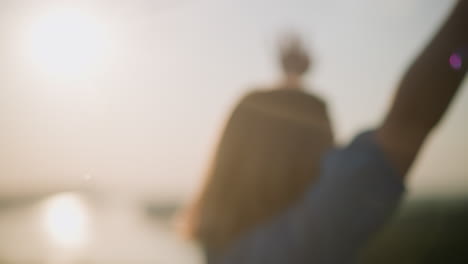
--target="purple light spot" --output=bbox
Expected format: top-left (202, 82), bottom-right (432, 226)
top-left (449, 53), bottom-right (462, 70)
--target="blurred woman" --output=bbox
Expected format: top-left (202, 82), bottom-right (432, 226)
top-left (182, 34), bottom-right (334, 259)
top-left (180, 2), bottom-right (468, 263)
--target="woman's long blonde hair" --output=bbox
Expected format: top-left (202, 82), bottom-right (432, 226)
top-left (179, 88), bottom-right (334, 252)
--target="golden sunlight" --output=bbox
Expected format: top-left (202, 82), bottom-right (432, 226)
top-left (22, 7), bottom-right (109, 78)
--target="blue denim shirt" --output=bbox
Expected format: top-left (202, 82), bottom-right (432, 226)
top-left (213, 131), bottom-right (405, 264)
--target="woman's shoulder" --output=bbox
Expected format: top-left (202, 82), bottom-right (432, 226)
top-left (239, 87), bottom-right (326, 110)
top-left (232, 87), bottom-right (331, 130)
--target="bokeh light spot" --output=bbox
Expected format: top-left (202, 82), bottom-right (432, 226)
top-left (449, 53), bottom-right (462, 70)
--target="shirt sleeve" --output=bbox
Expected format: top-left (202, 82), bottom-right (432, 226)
top-left (220, 131), bottom-right (405, 264)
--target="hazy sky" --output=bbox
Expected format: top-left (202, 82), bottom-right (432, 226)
top-left (0, 0), bottom-right (466, 200)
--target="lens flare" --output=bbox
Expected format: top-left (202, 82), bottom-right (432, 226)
top-left (449, 53), bottom-right (462, 70)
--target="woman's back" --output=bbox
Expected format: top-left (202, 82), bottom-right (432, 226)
top-left (190, 88), bottom-right (405, 264)
top-left (191, 88), bottom-right (334, 261)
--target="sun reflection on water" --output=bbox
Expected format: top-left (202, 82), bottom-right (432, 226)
top-left (41, 192), bottom-right (90, 250)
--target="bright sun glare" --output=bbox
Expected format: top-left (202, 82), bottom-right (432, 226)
top-left (23, 7), bottom-right (109, 78)
top-left (41, 192), bottom-right (90, 249)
